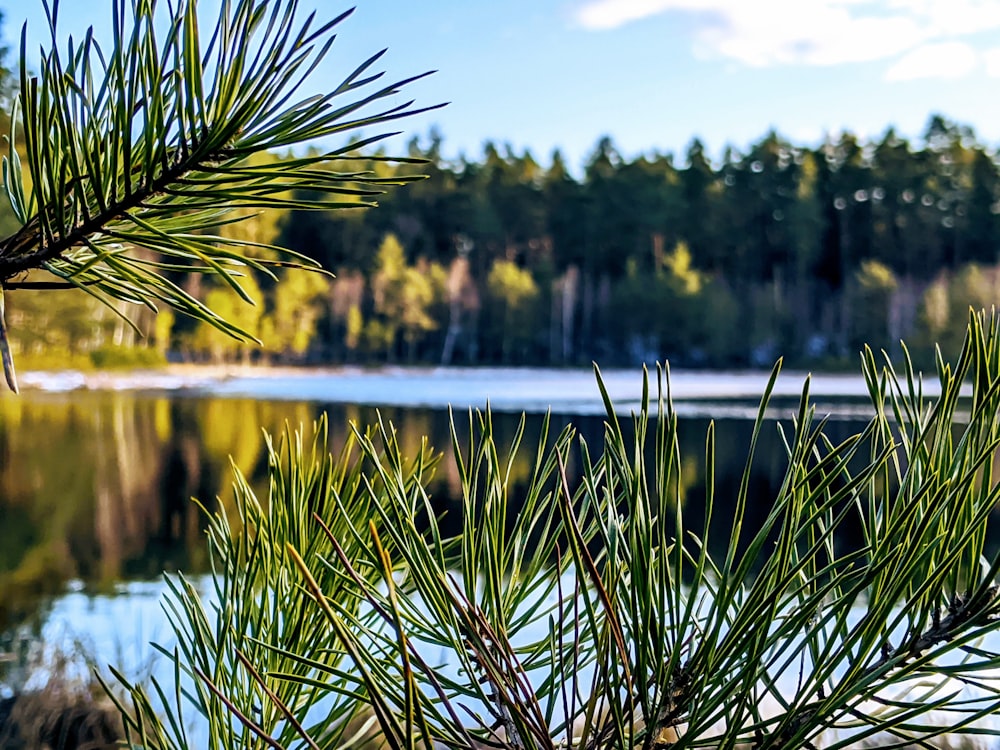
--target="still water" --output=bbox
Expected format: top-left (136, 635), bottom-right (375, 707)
top-left (0, 367), bottom-right (895, 692)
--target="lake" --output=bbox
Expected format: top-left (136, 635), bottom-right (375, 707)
top-left (0, 365), bottom-right (947, 713)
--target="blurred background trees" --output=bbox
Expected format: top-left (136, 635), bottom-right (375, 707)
top-left (8, 116), bottom-right (1000, 371)
top-left (231, 117), bottom-right (1000, 370)
top-left (0, 2), bottom-right (998, 372)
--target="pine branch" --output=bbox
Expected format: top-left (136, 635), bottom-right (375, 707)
top-left (0, 0), bottom-right (440, 390)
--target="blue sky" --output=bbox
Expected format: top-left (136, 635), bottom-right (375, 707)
top-left (9, 1), bottom-right (1000, 173)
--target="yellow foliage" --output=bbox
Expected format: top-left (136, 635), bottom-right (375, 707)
top-left (363, 318), bottom-right (394, 355)
top-left (915, 263), bottom-right (1000, 363)
top-left (400, 267), bottom-right (437, 340)
top-left (922, 281), bottom-right (949, 335)
top-left (190, 273), bottom-right (264, 362)
top-left (346, 304), bottom-right (363, 352)
top-left (856, 260), bottom-right (898, 292)
top-left (487, 260), bottom-right (538, 309)
top-left (154, 308), bottom-right (175, 353)
top-left (663, 241), bottom-right (703, 295)
top-left (369, 234), bottom-right (441, 353)
top-left (797, 151), bottom-right (819, 200)
top-left (264, 268), bottom-right (331, 356)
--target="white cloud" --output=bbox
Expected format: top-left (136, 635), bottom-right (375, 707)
top-left (698, 3), bottom-right (925, 67)
top-left (573, 0), bottom-right (1000, 79)
top-left (574, 0), bottom-right (684, 31)
top-left (886, 0), bottom-right (1000, 37)
top-left (883, 41), bottom-right (978, 81)
top-left (984, 47), bottom-right (1000, 78)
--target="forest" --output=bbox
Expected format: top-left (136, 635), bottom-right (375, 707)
top-left (5, 114), bottom-right (1000, 371)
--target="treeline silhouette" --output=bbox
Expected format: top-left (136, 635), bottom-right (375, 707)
top-left (6, 115), bottom-right (1000, 370)
top-left (272, 115), bottom-right (1000, 369)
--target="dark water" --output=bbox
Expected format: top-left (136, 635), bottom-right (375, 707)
top-left (0, 388), bottom-right (879, 635)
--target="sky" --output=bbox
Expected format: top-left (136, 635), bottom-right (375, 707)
top-left (8, 0), bottom-right (1000, 173)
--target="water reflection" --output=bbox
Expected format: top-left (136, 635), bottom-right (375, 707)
top-left (0, 390), bottom-right (885, 634)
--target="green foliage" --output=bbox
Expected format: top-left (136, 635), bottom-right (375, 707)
top-left (256, 118), bottom-right (1000, 369)
top-left (112, 312), bottom-right (1000, 749)
top-left (486, 258), bottom-right (540, 362)
top-left (112, 416), bottom-right (441, 749)
top-left (848, 260), bottom-right (898, 356)
top-left (914, 264), bottom-right (1000, 366)
top-left (697, 279), bottom-right (742, 364)
top-left (89, 344), bottom-right (166, 369)
top-left (9, 2), bottom-right (1000, 744)
top-left (609, 243), bottom-right (740, 365)
top-left (365, 233), bottom-right (441, 360)
top-left (6, 104), bottom-right (1000, 369)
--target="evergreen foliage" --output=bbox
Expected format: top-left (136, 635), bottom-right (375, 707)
top-left (254, 122), bottom-right (1000, 369)
top-left (0, 0), bottom-right (439, 389)
top-left (109, 311), bottom-right (1000, 749)
top-left (2, 4), bottom-right (999, 370)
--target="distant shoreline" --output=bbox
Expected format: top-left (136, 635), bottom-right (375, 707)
top-left (3, 364), bottom-right (909, 419)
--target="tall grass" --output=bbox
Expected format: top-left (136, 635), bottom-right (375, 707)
top-left (112, 311), bottom-right (1000, 749)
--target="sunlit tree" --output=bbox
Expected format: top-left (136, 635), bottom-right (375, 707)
top-left (848, 259), bottom-right (898, 356)
top-left (486, 258), bottom-right (539, 363)
top-left (367, 233), bottom-right (439, 359)
top-left (189, 274), bottom-right (266, 364)
top-left (263, 268), bottom-right (331, 360)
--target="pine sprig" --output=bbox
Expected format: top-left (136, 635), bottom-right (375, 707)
top-left (0, 0), bottom-right (440, 390)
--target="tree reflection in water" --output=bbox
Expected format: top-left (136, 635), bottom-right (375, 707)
top-left (0, 391), bottom-right (878, 634)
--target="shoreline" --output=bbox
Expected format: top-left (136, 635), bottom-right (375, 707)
top-left (3, 364), bottom-right (902, 418)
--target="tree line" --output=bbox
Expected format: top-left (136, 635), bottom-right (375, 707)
top-left (6, 116), bottom-right (1000, 370)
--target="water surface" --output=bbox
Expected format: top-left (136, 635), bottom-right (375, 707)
top-left (0, 366), bottom-right (902, 701)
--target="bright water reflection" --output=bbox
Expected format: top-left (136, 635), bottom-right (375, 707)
top-left (28, 574), bottom-right (1000, 747)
